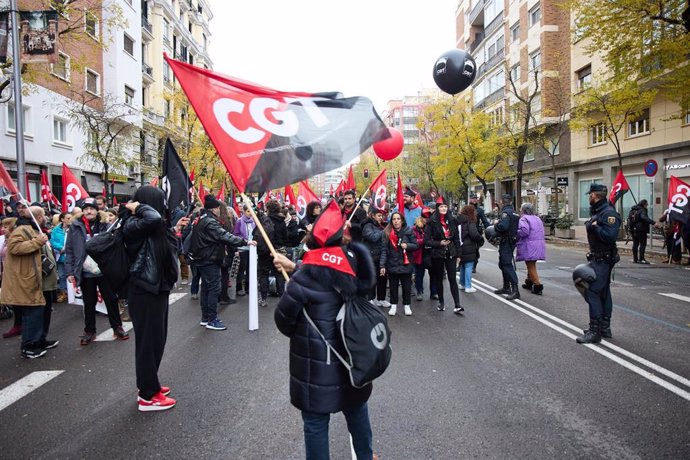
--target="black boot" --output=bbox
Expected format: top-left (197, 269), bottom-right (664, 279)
top-left (531, 284), bottom-right (543, 295)
top-left (505, 283), bottom-right (520, 300)
top-left (600, 316), bottom-right (612, 338)
top-left (521, 279), bottom-right (533, 290)
top-left (576, 319), bottom-right (602, 344)
top-left (494, 281), bottom-right (510, 295)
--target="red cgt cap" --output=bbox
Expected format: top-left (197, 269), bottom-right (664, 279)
top-left (312, 200), bottom-right (345, 247)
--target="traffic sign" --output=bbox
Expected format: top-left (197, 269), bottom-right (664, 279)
top-left (644, 159), bottom-right (658, 177)
top-left (556, 177), bottom-right (568, 186)
top-left (551, 187), bottom-right (563, 194)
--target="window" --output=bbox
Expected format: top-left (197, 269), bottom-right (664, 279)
top-left (164, 99), bottom-right (171, 119)
top-left (577, 65), bottom-right (591, 91)
top-left (85, 68), bottom-right (100, 95)
top-left (530, 51), bottom-right (541, 74)
top-left (484, 0), bottom-right (503, 23)
top-left (627, 109), bottom-right (650, 137)
top-left (202, 33), bottom-right (207, 50)
top-left (590, 123), bottom-right (606, 146)
top-left (124, 33), bottom-right (134, 56)
top-left (85, 10), bottom-right (99, 39)
top-left (125, 86), bottom-right (135, 106)
top-left (490, 107), bottom-right (504, 126)
top-left (52, 116), bottom-right (69, 145)
top-left (163, 61), bottom-right (171, 82)
top-left (579, 179), bottom-right (602, 219)
top-left (487, 33), bottom-right (504, 61)
top-left (510, 64), bottom-right (520, 83)
top-left (529, 4), bottom-right (541, 27)
top-left (510, 23), bottom-right (519, 42)
top-left (163, 18), bottom-right (171, 44)
top-left (7, 103), bottom-right (32, 135)
top-left (50, 52), bottom-right (70, 81)
top-left (525, 145), bottom-right (535, 161)
top-left (685, 111), bottom-right (690, 125)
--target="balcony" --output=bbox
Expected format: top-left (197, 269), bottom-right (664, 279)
top-left (179, 0), bottom-right (190, 11)
top-left (142, 63), bottom-right (154, 84)
top-left (475, 48), bottom-right (505, 80)
top-left (474, 87), bottom-right (504, 110)
top-left (143, 108), bottom-right (165, 126)
top-left (485, 13), bottom-right (503, 37)
top-left (141, 16), bottom-right (153, 41)
top-left (469, 31), bottom-right (485, 54)
top-left (469, 0), bottom-right (485, 26)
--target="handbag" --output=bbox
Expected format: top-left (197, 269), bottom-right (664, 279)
top-left (41, 253), bottom-right (56, 276)
top-left (85, 219), bottom-right (129, 290)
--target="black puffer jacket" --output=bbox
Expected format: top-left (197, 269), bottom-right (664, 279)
top-left (274, 242), bottom-right (376, 414)
top-left (631, 205), bottom-right (656, 234)
top-left (361, 217), bottom-right (385, 264)
top-left (122, 205), bottom-right (179, 294)
top-left (457, 215), bottom-right (483, 263)
top-left (380, 226), bottom-right (418, 274)
top-left (190, 210), bottom-right (247, 265)
top-left (424, 212), bottom-right (461, 259)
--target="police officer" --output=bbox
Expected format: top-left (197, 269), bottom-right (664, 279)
top-left (493, 194), bottom-right (520, 300)
top-left (576, 183), bottom-right (621, 344)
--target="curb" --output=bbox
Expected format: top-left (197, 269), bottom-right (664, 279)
top-left (545, 236), bottom-right (690, 265)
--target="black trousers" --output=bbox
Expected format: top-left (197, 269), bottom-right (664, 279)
top-left (430, 257), bottom-right (460, 307)
top-left (388, 272), bottom-right (412, 305)
top-left (498, 243), bottom-right (518, 285)
top-left (81, 276), bottom-right (122, 333)
top-left (41, 290), bottom-right (54, 342)
top-left (369, 260), bottom-right (388, 301)
top-left (236, 250), bottom-right (249, 293)
top-left (129, 286), bottom-right (169, 401)
top-left (258, 253), bottom-right (284, 299)
top-left (632, 232), bottom-right (648, 262)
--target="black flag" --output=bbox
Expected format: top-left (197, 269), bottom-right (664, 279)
top-left (161, 138), bottom-right (192, 210)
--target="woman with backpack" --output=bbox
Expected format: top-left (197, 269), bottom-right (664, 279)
top-left (275, 200), bottom-right (377, 460)
top-left (380, 211), bottom-right (418, 316)
top-left (121, 185), bottom-right (189, 412)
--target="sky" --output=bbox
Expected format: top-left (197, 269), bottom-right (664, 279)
top-left (209, 0), bottom-right (458, 113)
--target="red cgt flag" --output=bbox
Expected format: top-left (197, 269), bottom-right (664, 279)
top-left (609, 170), bottom-right (630, 205)
top-left (396, 172), bottom-right (405, 218)
top-left (667, 175), bottom-right (690, 225)
top-left (62, 163), bottom-right (89, 212)
top-left (164, 55), bottom-right (389, 194)
top-left (368, 169), bottom-right (387, 211)
top-left (285, 184), bottom-right (298, 208)
top-left (0, 161), bottom-right (18, 195)
top-left (297, 181), bottom-right (319, 219)
top-left (40, 170), bottom-right (52, 202)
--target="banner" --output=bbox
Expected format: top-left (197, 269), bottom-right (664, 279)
top-left (161, 138), bottom-right (192, 210)
top-left (19, 11), bottom-right (58, 64)
top-left (667, 175), bottom-right (690, 225)
top-left (164, 55), bottom-right (389, 193)
top-left (62, 163), bottom-right (89, 212)
top-left (67, 282), bottom-right (107, 315)
top-left (296, 181), bottom-right (319, 219)
top-left (609, 170), bottom-right (630, 205)
top-left (368, 169), bottom-right (387, 211)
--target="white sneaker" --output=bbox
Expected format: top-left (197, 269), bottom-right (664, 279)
top-left (370, 299), bottom-right (380, 307)
top-left (404, 305), bottom-right (412, 316)
top-left (388, 305), bottom-right (397, 316)
top-left (465, 287), bottom-right (477, 293)
top-left (379, 300), bottom-right (391, 308)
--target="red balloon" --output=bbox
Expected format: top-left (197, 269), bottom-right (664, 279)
top-left (373, 128), bottom-right (404, 161)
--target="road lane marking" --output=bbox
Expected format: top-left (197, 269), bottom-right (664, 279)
top-left (472, 279), bottom-right (690, 401)
top-left (95, 322), bottom-right (133, 341)
top-left (659, 293), bottom-right (690, 304)
top-left (0, 371), bottom-right (64, 412)
top-left (169, 293), bottom-right (186, 304)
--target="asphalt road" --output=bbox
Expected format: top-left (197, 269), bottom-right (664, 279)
top-left (1, 243), bottom-right (689, 459)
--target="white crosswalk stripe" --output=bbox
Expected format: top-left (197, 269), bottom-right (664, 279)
top-left (659, 293), bottom-right (690, 304)
top-left (0, 371), bottom-right (64, 412)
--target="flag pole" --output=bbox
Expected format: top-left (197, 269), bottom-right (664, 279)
top-left (240, 192), bottom-right (290, 282)
top-left (347, 187), bottom-right (372, 224)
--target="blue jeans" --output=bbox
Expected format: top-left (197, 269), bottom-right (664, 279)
top-left (461, 261), bottom-right (473, 289)
top-left (414, 263), bottom-right (425, 294)
top-left (301, 403), bottom-right (373, 460)
top-left (197, 264), bottom-right (221, 322)
top-left (190, 264), bottom-right (202, 295)
top-left (56, 261), bottom-right (67, 291)
top-left (18, 306), bottom-right (44, 349)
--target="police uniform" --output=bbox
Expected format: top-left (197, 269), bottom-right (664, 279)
top-left (577, 184), bottom-right (621, 344)
top-left (493, 194), bottom-right (520, 299)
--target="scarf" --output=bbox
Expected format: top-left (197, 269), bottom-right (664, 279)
top-left (439, 213), bottom-right (450, 238)
top-left (389, 228), bottom-right (402, 252)
top-left (301, 246), bottom-right (355, 276)
top-left (82, 216), bottom-right (94, 237)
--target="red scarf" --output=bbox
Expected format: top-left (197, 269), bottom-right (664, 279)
top-left (389, 228), bottom-right (402, 252)
top-left (301, 247), bottom-right (356, 276)
top-left (82, 216), bottom-right (94, 237)
top-left (439, 213), bottom-right (450, 238)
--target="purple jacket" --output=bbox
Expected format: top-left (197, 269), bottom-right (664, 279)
top-left (516, 215), bottom-right (546, 262)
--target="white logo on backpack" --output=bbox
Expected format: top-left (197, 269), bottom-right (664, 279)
top-left (370, 323), bottom-right (387, 350)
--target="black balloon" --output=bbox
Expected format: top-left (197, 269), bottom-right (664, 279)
top-left (433, 49), bottom-right (477, 95)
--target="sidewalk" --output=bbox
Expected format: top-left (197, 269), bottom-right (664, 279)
top-left (546, 226), bottom-right (690, 265)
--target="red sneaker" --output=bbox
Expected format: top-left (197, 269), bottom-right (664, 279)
top-left (160, 386), bottom-right (171, 396)
top-left (3, 325), bottom-right (21, 339)
top-left (138, 392), bottom-right (176, 412)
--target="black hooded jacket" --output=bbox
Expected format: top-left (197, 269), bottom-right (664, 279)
top-left (190, 209), bottom-right (247, 265)
top-left (274, 242), bottom-right (376, 414)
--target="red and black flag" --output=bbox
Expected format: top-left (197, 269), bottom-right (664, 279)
top-left (164, 55), bottom-right (389, 193)
top-left (161, 138), bottom-right (193, 210)
top-left (297, 181), bottom-right (320, 220)
top-left (667, 175), bottom-right (690, 225)
top-left (609, 170), bottom-right (630, 205)
top-left (368, 169), bottom-right (387, 211)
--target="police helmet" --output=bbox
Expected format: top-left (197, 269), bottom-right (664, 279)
top-left (484, 225), bottom-right (501, 247)
top-left (572, 263), bottom-right (596, 299)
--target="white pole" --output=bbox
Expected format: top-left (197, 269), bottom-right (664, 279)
top-left (248, 244), bottom-right (258, 331)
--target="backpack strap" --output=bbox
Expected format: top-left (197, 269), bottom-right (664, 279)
top-left (302, 308), bottom-right (351, 370)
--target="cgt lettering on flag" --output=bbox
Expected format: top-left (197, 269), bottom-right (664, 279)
top-left (667, 175), bottom-right (690, 224)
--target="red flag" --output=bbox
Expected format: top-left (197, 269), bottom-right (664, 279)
top-left (164, 55), bottom-right (388, 193)
top-left (285, 185), bottom-right (298, 208)
top-left (347, 165), bottom-right (355, 190)
top-left (217, 182), bottom-right (226, 201)
top-left (297, 181), bottom-right (319, 219)
top-left (40, 170), bottom-right (52, 203)
top-left (396, 173), bottom-right (405, 218)
top-left (62, 163), bottom-right (89, 212)
top-left (329, 183), bottom-right (335, 197)
top-left (189, 169), bottom-right (195, 183)
top-left (609, 171), bottom-right (630, 205)
top-left (334, 179), bottom-right (347, 197)
top-left (413, 191), bottom-right (423, 209)
top-left (368, 169), bottom-right (387, 211)
top-left (101, 185), bottom-right (106, 198)
top-left (25, 173), bottom-right (31, 201)
top-left (150, 177), bottom-right (159, 187)
top-left (113, 195), bottom-right (118, 206)
top-left (0, 161), bottom-right (18, 195)
top-left (198, 180), bottom-right (207, 204)
top-left (231, 188), bottom-right (241, 215)
top-left (667, 175), bottom-right (690, 225)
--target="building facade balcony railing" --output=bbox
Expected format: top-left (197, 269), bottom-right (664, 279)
top-left (142, 16), bottom-right (153, 39)
top-left (473, 87), bottom-right (504, 110)
top-left (142, 63), bottom-right (154, 82)
top-left (484, 13), bottom-right (503, 37)
top-left (469, 31), bottom-right (485, 54)
top-left (475, 48), bottom-right (505, 80)
top-left (469, 0), bottom-right (486, 26)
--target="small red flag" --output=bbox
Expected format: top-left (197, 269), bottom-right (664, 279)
top-left (396, 173), bottom-right (405, 218)
top-left (231, 188), bottom-right (241, 215)
top-left (40, 170), bottom-right (52, 203)
top-left (609, 171), bottom-right (630, 205)
top-left (368, 169), bottom-right (387, 211)
top-left (150, 177), bottom-right (159, 187)
top-left (198, 180), bottom-right (207, 204)
top-left (0, 161), bottom-right (18, 195)
top-left (297, 181), bottom-right (320, 219)
top-left (334, 179), bottom-right (347, 197)
top-left (113, 195), bottom-right (118, 206)
top-left (285, 185), bottom-right (298, 208)
top-left (347, 165), bottom-right (355, 190)
top-left (217, 182), bottom-right (226, 201)
top-left (62, 163), bottom-right (89, 211)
